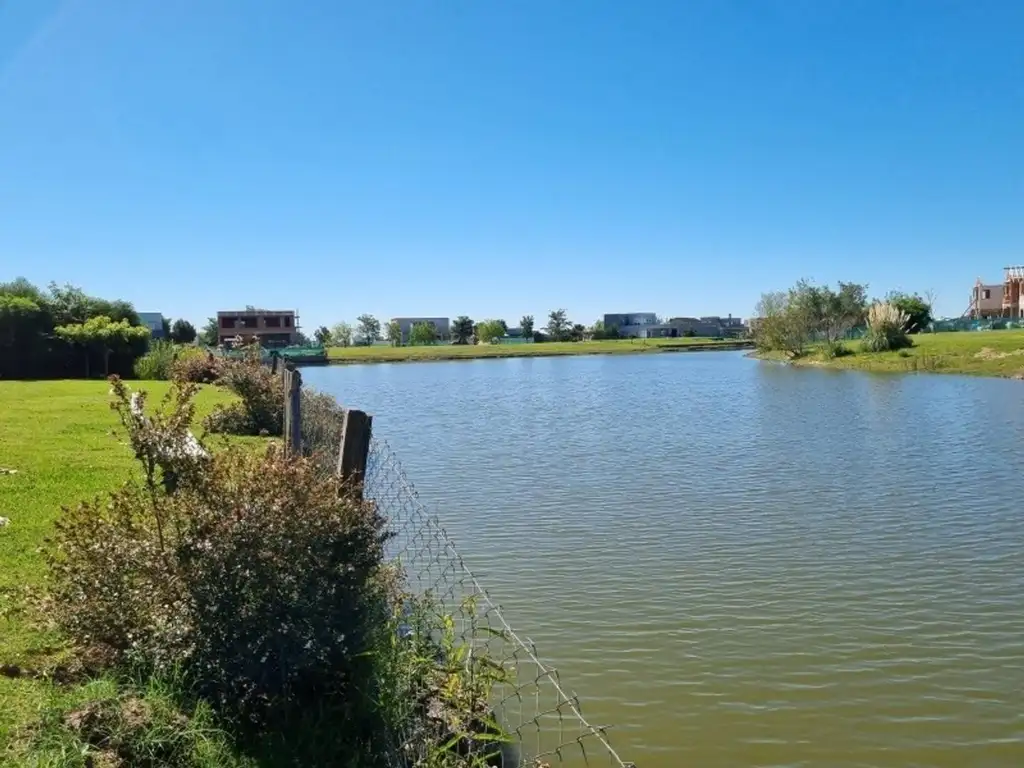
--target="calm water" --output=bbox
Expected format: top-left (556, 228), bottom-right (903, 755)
top-left (302, 352), bottom-right (1024, 767)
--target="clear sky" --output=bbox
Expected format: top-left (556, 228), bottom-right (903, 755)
top-left (1, 0), bottom-right (1021, 330)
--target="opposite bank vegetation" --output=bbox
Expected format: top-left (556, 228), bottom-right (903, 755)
top-left (751, 279), bottom-right (1024, 379)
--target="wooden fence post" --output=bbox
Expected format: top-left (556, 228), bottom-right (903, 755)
top-left (282, 364), bottom-right (302, 458)
top-left (337, 408), bottom-right (372, 498)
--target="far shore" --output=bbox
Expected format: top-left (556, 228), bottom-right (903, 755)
top-left (320, 338), bottom-right (754, 365)
top-left (750, 329), bottom-right (1024, 379)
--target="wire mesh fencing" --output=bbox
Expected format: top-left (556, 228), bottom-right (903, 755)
top-left (365, 438), bottom-right (634, 768)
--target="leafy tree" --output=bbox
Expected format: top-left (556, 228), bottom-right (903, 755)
top-left (409, 322), bottom-right (438, 346)
top-left (386, 319), bottom-right (402, 346)
top-left (496, 319), bottom-right (508, 334)
top-left (199, 317), bottom-right (219, 346)
top-left (570, 323), bottom-right (586, 342)
top-left (0, 278), bottom-right (149, 378)
top-left (294, 331), bottom-right (311, 346)
top-left (314, 325), bottom-right (332, 346)
top-left (590, 319), bottom-right (619, 340)
top-left (452, 316), bottom-right (474, 345)
top-left (886, 292), bottom-right (933, 333)
top-left (55, 316), bottom-right (151, 377)
top-left (546, 309), bottom-right (570, 341)
top-left (520, 315), bottom-right (534, 338)
top-left (171, 319), bottom-right (197, 344)
top-left (356, 314), bottom-right (381, 345)
top-left (161, 316), bottom-right (172, 338)
top-left (0, 295), bottom-right (46, 378)
top-left (475, 319), bottom-right (506, 344)
top-left (791, 280), bottom-right (868, 352)
top-left (330, 321), bottom-right (353, 347)
top-left (752, 290), bottom-right (812, 358)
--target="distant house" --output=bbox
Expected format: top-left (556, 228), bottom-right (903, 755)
top-left (603, 312), bottom-right (659, 338)
top-left (216, 309), bottom-right (298, 348)
top-left (392, 317), bottom-right (450, 344)
top-left (138, 312), bottom-right (166, 340)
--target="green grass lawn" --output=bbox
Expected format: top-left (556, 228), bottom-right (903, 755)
top-left (327, 336), bottom-right (751, 363)
top-left (758, 329), bottom-right (1024, 378)
top-left (0, 379), bottom-right (244, 749)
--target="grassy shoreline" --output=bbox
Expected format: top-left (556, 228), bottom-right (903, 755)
top-left (0, 380), bottom-right (249, 751)
top-left (325, 337), bottom-right (753, 364)
top-left (752, 330), bottom-right (1024, 378)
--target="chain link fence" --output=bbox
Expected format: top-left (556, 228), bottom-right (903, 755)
top-left (929, 317), bottom-right (1024, 333)
top-left (365, 438), bottom-right (634, 768)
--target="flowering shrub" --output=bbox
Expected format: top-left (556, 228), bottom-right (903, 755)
top-left (169, 347), bottom-right (220, 383)
top-left (47, 381), bottom-right (391, 728)
top-left (203, 341), bottom-right (282, 435)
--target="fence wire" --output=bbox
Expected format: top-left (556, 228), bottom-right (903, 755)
top-left (365, 438), bottom-right (634, 768)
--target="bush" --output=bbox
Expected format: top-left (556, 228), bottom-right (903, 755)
top-left (203, 343), bottom-right (282, 435)
top-left (133, 340), bottom-right (179, 380)
top-left (862, 302), bottom-right (912, 352)
top-left (47, 382), bottom-right (392, 730)
top-left (822, 340), bottom-right (851, 358)
top-left (170, 347), bottom-right (220, 384)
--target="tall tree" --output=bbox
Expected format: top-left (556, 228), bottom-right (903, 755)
top-left (170, 319), bottom-right (197, 344)
top-left (55, 316), bottom-right (150, 377)
top-left (313, 325), bottom-right (332, 346)
top-left (475, 319), bottom-right (505, 344)
top-left (886, 292), bottom-right (933, 334)
top-left (452, 316), bottom-right (474, 345)
top-left (409, 322), bottom-right (438, 346)
top-left (356, 314), bottom-right (381, 345)
top-left (199, 317), bottom-right (219, 346)
top-left (330, 321), bottom-right (353, 347)
top-left (520, 315), bottom-right (534, 338)
top-left (790, 280), bottom-right (868, 348)
top-left (386, 319), bottom-right (402, 346)
top-left (546, 309), bottom-right (570, 341)
top-left (752, 290), bottom-right (812, 358)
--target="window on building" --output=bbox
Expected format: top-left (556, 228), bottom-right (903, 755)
top-left (264, 316), bottom-right (281, 327)
top-left (241, 316), bottom-right (258, 329)
top-left (284, 316), bottom-right (292, 327)
top-left (983, 289), bottom-right (991, 299)
top-left (220, 316), bottom-right (235, 329)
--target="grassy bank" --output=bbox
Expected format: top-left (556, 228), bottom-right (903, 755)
top-left (0, 380), bottom-right (246, 753)
top-left (755, 330), bottom-right (1024, 378)
top-left (327, 337), bottom-right (752, 363)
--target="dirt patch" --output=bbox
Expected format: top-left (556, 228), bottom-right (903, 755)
top-left (974, 347), bottom-right (1024, 360)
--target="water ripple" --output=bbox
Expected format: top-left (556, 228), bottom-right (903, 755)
top-left (302, 354), bottom-right (1024, 766)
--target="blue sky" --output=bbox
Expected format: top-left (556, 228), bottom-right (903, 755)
top-left (1, 0), bottom-right (1021, 329)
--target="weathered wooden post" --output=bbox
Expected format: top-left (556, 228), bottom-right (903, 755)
top-left (282, 363), bottom-right (302, 458)
top-left (336, 408), bottom-right (372, 498)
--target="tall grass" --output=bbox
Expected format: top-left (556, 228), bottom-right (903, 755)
top-left (862, 302), bottom-right (912, 352)
top-left (133, 340), bottom-right (179, 380)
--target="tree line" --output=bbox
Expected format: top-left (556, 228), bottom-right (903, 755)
top-left (307, 309), bottom-right (629, 348)
top-left (753, 279), bottom-right (933, 358)
top-left (0, 277), bottom-right (205, 379)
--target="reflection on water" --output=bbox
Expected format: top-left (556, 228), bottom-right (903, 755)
top-left (302, 353), bottom-right (1024, 767)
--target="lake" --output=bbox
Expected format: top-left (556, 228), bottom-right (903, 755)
top-left (301, 351), bottom-right (1024, 767)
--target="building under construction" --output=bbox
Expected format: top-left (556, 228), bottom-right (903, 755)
top-left (967, 267), bottom-right (1024, 319)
